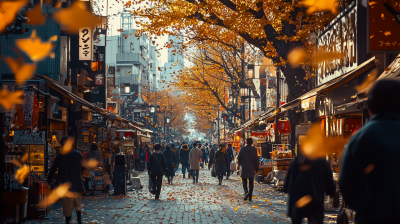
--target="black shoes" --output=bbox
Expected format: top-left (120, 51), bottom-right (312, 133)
top-left (244, 193), bottom-right (252, 201)
top-left (183, 174), bottom-right (185, 178)
top-left (76, 211), bottom-right (82, 224)
top-left (65, 216), bottom-right (71, 224)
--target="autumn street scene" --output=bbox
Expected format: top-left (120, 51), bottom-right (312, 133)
top-left (1, 0), bottom-right (400, 224)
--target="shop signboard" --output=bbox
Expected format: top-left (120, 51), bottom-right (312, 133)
top-left (13, 130), bottom-right (46, 145)
top-left (317, 5), bottom-right (358, 86)
top-left (79, 27), bottom-right (92, 61)
top-left (295, 124), bottom-right (313, 136)
top-left (368, 0), bottom-right (400, 52)
top-left (107, 100), bottom-right (118, 114)
top-left (301, 96), bottom-right (316, 111)
top-left (95, 74), bottom-right (104, 85)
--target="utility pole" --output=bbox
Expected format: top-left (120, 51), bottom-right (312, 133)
top-left (241, 43), bottom-right (246, 141)
top-left (248, 86), bottom-right (251, 120)
top-left (217, 109), bottom-right (220, 143)
top-left (274, 69), bottom-right (281, 144)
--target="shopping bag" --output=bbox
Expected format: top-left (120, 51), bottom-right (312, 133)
top-left (211, 165), bottom-right (216, 177)
top-left (230, 162), bottom-right (237, 171)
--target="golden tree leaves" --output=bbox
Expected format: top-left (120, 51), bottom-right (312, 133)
top-left (38, 182), bottom-right (79, 208)
top-left (0, 0), bottom-right (28, 32)
top-left (5, 57), bottom-right (37, 85)
top-left (54, 1), bottom-right (102, 33)
top-left (301, 0), bottom-right (338, 14)
top-left (26, 3), bottom-right (46, 25)
top-left (296, 195), bottom-right (312, 208)
top-left (0, 89), bottom-right (23, 110)
top-left (60, 137), bottom-right (75, 154)
top-left (16, 30), bottom-right (58, 62)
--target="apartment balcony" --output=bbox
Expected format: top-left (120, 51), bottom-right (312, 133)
top-left (116, 53), bottom-right (147, 66)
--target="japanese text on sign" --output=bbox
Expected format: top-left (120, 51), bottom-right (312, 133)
top-left (13, 130), bottom-right (46, 145)
top-left (79, 28), bottom-right (92, 60)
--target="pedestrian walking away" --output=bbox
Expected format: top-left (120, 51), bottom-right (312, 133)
top-left (164, 144), bottom-right (178, 184)
top-left (200, 146), bottom-right (206, 169)
top-left (208, 144), bottom-right (217, 170)
top-left (148, 144), bottom-right (168, 200)
top-left (283, 153), bottom-right (336, 224)
top-left (47, 136), bottom-right (85, 224)
top-left (214, 144), bottom-right (229, 185)
top-left (188, 142), bottom-right (203, 183)
top-left (339, 79), bottom-right (400, 224)
top-left (180, 144), bottom-right (190, 178)
top-left (237, 138), bottom-right (259, 201)
top-left (225, 144), bottom-right (235, 179)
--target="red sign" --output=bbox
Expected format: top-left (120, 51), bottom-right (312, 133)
top-left (95, 74), bottom-right (103, 85)
top-left (369, 0), bottom-right (400, 51)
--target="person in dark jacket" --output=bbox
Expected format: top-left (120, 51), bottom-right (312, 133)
top-left (148, 144), bottom-right (168, 200)
top-left (214, 144), bottom-right (229, 185)
top-left (225, 144), bottom-right (235, 180)
top-left (208, 144), bottom-right (217, 170)
top-left (171, 143), bottom-right (180, 165)
top-left (164, 145), bottom-right (178, 184)
top-left (339, 79), bottom-right (400, 224)
top-left (48, 136), bottom-right (85, 224)
top-left (283, 154), bottom-right (336, 224)
top-left (180, 144), bottom-right (190, 178)
top-left (237, 138), bottom-right (259, 201)
top-left (139, 147), bottom-right (146, 171)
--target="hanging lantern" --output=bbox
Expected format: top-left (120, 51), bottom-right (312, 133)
top-left (273, 120), bottom-right (291, 135)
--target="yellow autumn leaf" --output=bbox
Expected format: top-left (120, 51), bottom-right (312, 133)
top-left (16, 30), bottom-right (57, 62)
top-left (296, 195), bottom-right (312, 208)
top-left (54, 1), bottom-right (102, 33)
top-left (5, 57), bottom-right (36, 85)
top-left (26, 3), bottom-right (46, 25)
top-left (287, 47), bottom-right (306, 68)
top-left (14, 164), bottom-right (29, 184)
top-left (234, 206), bottom-right (238, 211)
top-left (364, 164), bottom-right (375, 175)
top-left (355, 68), bottom-right (378, 93)
top-left (0, 89), bottom-right (23, 110)
top-left (60, 136), bottom-right (75, 154)
top-left (38, 182), bottom-right (75, 208)
top-left (301, 0), bottom-right (338, 14)
top-left (82, 159), bottom-right (99, 169)
top-left (0, 0), bottom-right (28, 32)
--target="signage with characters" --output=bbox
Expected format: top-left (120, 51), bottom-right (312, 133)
top-left (79, 28), bottom-right (92, 60)
top-left (317, 6), bottom-right (357, 86)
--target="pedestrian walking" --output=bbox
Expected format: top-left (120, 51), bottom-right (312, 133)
top-left (148, 144), bottom-right (168, 200)
top-left (145, 144), bottom-right (150, 170)
top-left (84, 143), bottom-right (102, 194)
top-left (283, 153), bottom-right (336, 224)
top-left (180, 144), bottom-right (190, 178)
top-left (214, 144), bottom-right (229, 185)
top-left (164, 145), bottom-right (178, 184)
top-left (200, 146), bottom-right (206, 169)
top-left (237, 138), bottom-right (259, 201)
top-left (139, 147), bottom-right (145, 171)
top-left (339, 79), bottom-right (400, 224)
top-left (171, 143), bottom-right (180, 165)
top-left (188, 142), bottom-right (203, 183)
top-left (208, 144), bottom-right (217, 170)
top-left (226, 144), bottom-right (235, 179)
top-left (203, 143), bottom-right (209, 166)
top-left (47, 136), bottom-right (85, 224)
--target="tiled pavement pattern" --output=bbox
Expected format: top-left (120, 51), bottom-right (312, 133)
top-left (23, 169), bottom-right (338, 224)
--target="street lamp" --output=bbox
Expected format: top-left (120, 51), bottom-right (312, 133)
top-left (247, 64), bottom-right (255, 79)
top-left (166, 117), bottom-right (170, 124)
top-left (150, 105), bottom-right (155, 113)
top-left (240, 87), bottom-right (248, 97)
top-left (124, 83), bottom-right (130, 93)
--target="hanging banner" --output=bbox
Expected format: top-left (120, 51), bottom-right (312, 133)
top-left (107, 101), bottom-right (118, 114)
top-left (79, 27), bottom-right (92, 60)
top-left (24, 90), bottom-right (34, 125)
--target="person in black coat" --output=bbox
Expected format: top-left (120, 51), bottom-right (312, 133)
top-left (180, 144), bottom-right (190, 178)
top-left (225, 144), bottom-right (235, 180)
top-left (164, 145), bottom-right (178, 184)
top-left (147, 144), bottom-right (168, 200)
top-left (208, 144), bottom-right (217, 170)
top-left (214, 144), bottom-right (229, 185)
top-left (48, 136), bottom-right (85, 224)
top-left (339, 79), bottom-right (400, 224)
top-left (283, 155), bottom-right (336, 224)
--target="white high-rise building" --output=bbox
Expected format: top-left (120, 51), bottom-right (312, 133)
top-left (160, 34), bottom-right (184, 91)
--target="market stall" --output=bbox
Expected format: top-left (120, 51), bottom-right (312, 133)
top-left (270, 144), bottom-right (293, 190)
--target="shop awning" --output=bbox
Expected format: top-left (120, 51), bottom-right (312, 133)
top-left (357, 53), bottom-right (400, 102)
top-left (281, 56), bottom-right (377, 110)
top-left (36, 75), bottom-right (144, 127)
top-left (116, 129), bottom-right (136, 132)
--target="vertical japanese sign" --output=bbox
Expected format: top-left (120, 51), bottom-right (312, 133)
top-left (79, 28), bottom-right (92, 60)
top-left (369, 0), bottom-right (400, 51)
top-left (95, 74), bottom-right (103, 85)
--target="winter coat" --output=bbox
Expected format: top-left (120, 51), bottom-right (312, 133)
top-left (163, 148), bottom-right (178, 177)
top-left (237, 145), bottom-right (259, 178)
top-left (180, 147), bottom-right (190, 166)
top-left (48, 150), bottom-right (85, 193)
top-left (209, 146), bottom-right (217, 161)
top-left (188, 147), bottom-right (203, 170)
top-left (339, 112), bottom-right (400, 224)
top-left (283, 156), bottom-right (336, 221)
top-left (226, 147), bottom-right (234, 163)
top-left (145, 148), bottom-right (149, 162)
top-left (214, 149), bottom-right (229, 175)
top-left (148, 151), bottom-right (168, 175)
top-left (139, 148), bottom-right (145, 161)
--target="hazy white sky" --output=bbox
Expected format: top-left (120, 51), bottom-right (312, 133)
top-left (94, 0), bottom-right (170, 65)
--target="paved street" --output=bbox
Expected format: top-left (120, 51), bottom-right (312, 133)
top-left (23, 169), bottom-right (337, 224)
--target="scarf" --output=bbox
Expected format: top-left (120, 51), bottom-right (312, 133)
top-left (220, 146), bottom-right (226, 153)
